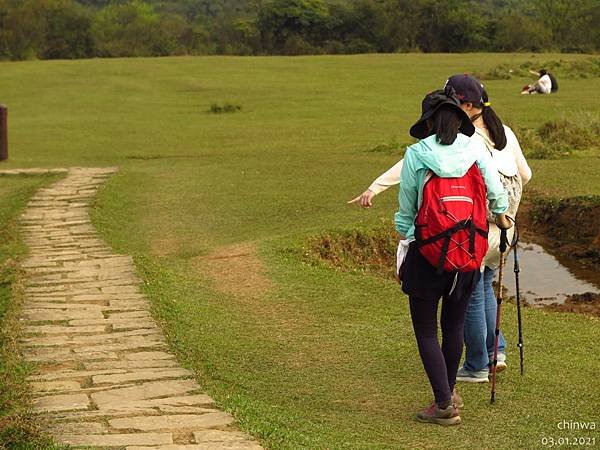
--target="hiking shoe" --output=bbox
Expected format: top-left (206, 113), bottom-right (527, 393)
top-left (489, 353), bottom-right (507, 373)
top-left (416, 403), bottom-right (461, 426)
top-left (452, 388), bottom-right (464, 408)
top-left (492, 361), bottom-right (507, 373)
top-left (456, 366), bottom-right (489, 383)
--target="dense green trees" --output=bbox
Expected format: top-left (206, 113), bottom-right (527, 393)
top-left (0, 0), bottom-right (94, 59)
top-left (0, 0), bottom-right (597, 59)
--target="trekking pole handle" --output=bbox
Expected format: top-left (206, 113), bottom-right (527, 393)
top-left (499, 228), bottom-right (508, 254)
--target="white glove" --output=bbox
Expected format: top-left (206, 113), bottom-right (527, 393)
top-left (396, 239), bottom-right (413, 280)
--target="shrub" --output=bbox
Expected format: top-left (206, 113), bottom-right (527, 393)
top-left (209, 103), bottom-right (242, 114)
top-left (304, 222), bottom-right (397, 279)
top-left (513, 117), bottom-right (600, 159)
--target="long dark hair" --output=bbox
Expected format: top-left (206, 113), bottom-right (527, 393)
top-left (470, 89), bottom-right (507, 150)
top-left (429, 105), bottom-right (462, 145)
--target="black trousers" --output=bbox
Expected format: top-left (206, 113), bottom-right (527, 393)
top-left (402, 243), bottom-right (479, 406)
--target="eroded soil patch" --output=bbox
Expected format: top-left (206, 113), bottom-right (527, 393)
top-left (193, 242), bottom-right (274, 300)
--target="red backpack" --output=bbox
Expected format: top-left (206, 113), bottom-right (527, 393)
top-left (415, 164), bottom-right (489, 273)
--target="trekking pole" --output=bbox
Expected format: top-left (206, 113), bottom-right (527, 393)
top-left (512, 224), bottom-right (524, 376)
top-left (490, 227), bottom-right (509, 404)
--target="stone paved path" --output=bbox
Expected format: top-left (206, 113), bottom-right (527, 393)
top-left (14, 168), bottom-right (263, 449)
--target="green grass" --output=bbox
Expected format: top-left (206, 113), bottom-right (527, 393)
top-left (0, 174), bottom-right (65, 450)
top-left (0, 54), bottom-right (599, 448)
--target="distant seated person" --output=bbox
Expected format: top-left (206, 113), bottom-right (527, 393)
top-left (521, 68), bottom-right (558, 94)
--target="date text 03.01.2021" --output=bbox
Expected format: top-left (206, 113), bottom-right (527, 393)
top-left (541, 436), bottom-right (596, 447)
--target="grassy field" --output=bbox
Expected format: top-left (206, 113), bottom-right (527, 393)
top-left (0, 54), bottom-right (599, 449)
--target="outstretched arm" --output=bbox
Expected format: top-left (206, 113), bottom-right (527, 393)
top-left (348, 159), bottom-right (403, 208)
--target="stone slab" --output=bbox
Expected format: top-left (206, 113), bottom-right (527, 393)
top-left (25, 325), bottom-right (107, 335)
top-left (22, 332), bottom-right (158, 348)
top-left (112, 319), bottom-right (158, 331)
top-left (59, 433), bottom-right (173, 446)
top-left (23, 309), bottom-right (104, 321)
top-left (193, 430), bottom-right (254, 443)
top-left (67, 328), bottom-right (162, 344)
top-left (24, 347), bottom-right (119, 362)
top-left (158, 405), bottom-right (217, 414)
top-left (101, 285), bottom-right (140, 294)
top-left (108, 300), bottom-right (149, 310)
top-left (128, 445), bottom-right (263, 450)
top-left (124, 351), bottom-right (175, 361)
top-left (92, 379), bottom-right (200, 407)
top-left (118, 394), bottom-right (214, 409)
top-left (47, 421), bottom-right (108, 435)
top-left (68, 318), bottom-right (155, 329)
top-left (92, 368), bottom-right (192, 385)
top-left (109, 412), bottom-right (234, 431)
top-left (23, 302), bottom-right (102, 310)
top-left (33, 393), bottom-right (89, 412)
top-left (107, 311), bottom-right (152, 319)
top-left (47, 407), bottom-right (158, 421)
top-left (71, 337), bottom-right (166, 354)
top-left (30, 380), bottom-right (81, 393)
top-left (29, 369), bottom-right (127, 381)
top-left (84, 359), bottom-right (178, 370)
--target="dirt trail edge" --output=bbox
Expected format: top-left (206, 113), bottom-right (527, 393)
top-left (15, 167), bottom-right (263, 449)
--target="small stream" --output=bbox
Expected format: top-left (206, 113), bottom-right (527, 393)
top-left (503, 242), bottom-right (600, 306)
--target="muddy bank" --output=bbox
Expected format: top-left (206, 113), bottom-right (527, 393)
top-left (307, 195), bottom-right (600, 282)
top-left (305, 196), bottom-right (600, 316)
top-left (519, 195), bottom-right (600, 271)
top-left (543, 292), bottom-right (600, 317)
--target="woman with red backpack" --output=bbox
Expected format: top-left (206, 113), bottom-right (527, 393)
top-left (395, 89), bottom-right (511, 425)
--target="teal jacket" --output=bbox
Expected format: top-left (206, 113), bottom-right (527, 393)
top-left (395, 133), bottom-right (509, 239)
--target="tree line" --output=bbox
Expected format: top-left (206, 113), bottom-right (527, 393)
top-left (0, 0), bottom-right (598, 60)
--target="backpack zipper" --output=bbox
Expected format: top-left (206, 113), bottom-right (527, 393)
top-left (440, 196), bottom-right (473, 203)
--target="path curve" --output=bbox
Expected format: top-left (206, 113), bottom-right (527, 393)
top-left (15, 168), bottom-right (262, 449)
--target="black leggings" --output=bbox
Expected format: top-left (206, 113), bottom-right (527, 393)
top-left (409, 292), bottom-right (472, 407)
top-left (402, 243), bottom-right (478, 407)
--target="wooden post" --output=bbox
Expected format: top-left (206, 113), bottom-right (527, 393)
top-left (0, 105), bottom-right (7, 161)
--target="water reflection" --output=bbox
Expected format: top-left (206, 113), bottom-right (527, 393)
top-left (503, 242), bottom-right (600, 305)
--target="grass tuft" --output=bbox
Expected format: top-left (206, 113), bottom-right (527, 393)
top-left (513, 116), bottom-right (600, 159)
top-left (209, 102), bottom-right (242, 114)
top-left (304, 221), bottom-right (397, 279)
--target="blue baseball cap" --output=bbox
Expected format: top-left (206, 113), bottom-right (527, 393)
top-left (444, 74), bottom-right (484, 104)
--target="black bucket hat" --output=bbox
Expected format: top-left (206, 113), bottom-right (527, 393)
top-left (409, 89), bottom-right (475, 139)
